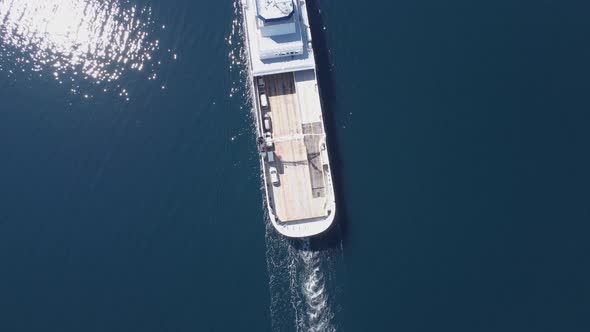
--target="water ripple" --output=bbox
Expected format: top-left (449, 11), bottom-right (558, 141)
top-left (0, 0), bottom-right (163, 99)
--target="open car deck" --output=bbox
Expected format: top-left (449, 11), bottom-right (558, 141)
top-left (262, 72), bottom-right (328, 222)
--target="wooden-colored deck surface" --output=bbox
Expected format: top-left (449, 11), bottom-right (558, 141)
top-left (265, 73), bottom-right (302, 137)
top-left (264, 73), bottom-right (326, 222)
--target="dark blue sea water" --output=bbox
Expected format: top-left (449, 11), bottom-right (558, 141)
top-left (1, 0), bottom-right (589, 331)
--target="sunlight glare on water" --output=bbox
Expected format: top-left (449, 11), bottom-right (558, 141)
top-left (0, 0), bottom-right (161, 98)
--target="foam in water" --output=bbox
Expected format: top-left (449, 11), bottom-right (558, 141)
top-left (265, 225), bottom-right (338, 332)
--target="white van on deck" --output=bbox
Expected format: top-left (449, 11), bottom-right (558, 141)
top-left (260, 93), bottom-right (268, 108)
top-left (269, 167), bottom-right (279, 186)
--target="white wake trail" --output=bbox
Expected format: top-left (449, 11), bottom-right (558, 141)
top-left (265, 222), bottom-right (338, 332)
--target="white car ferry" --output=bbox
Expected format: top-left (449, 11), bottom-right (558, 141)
top-left (241, 0), bottom-right (336, 237)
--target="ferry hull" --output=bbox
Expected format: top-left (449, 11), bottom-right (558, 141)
top-left (242, 0), bottom-right (336, 237)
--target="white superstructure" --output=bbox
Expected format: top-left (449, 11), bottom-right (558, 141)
top-left (244, 0), bottom-right (315, 74)
top-left (242, 0), bottom-right (336, 237)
